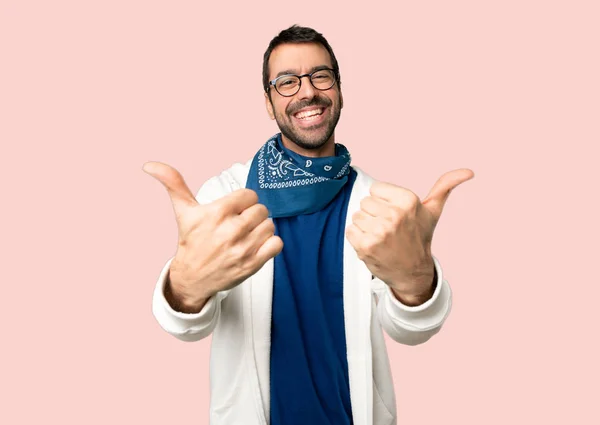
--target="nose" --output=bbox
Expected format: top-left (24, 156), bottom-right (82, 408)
top-left (295, 75), bottom-right (317, 100)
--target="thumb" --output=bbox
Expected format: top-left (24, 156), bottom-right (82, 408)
top-left (143, 161), bottom-right (199, 211)
top-left (422, 168), bottom-right (474, 221)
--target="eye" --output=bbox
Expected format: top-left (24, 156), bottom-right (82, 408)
top-left (277, 76), bottom-right (299, 89)
top-left (312, 71), bottom-right (333, 81)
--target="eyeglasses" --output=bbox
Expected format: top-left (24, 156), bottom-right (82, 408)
top-left (269, 68), bottom-right (337, 97)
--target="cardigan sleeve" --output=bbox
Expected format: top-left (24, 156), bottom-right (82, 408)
top-left (152, 257), bottom-right (229, 342)
top-left (151, 169), bottom-right (241, 342)
top-left (372, 255), bottom-right (452, 346)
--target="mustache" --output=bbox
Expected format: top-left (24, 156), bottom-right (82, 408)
top-left (286, 97), bottom-right (332, 116)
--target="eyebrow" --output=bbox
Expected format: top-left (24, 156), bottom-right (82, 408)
top-left (275, 65), bottom-right (331, 79)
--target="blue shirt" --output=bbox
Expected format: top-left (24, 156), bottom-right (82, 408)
top-left (270, 168), bottom-right (358, 425)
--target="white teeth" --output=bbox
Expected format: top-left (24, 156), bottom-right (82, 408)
top-left (295, 108), bottom-right (323, 119)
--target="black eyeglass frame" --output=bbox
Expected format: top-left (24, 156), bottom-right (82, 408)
top-left (268, 68), bottom-right (337, 97)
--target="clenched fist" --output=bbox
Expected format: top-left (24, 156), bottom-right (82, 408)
top-left (143, 162), bottom-right (283, 313)
top-left (346, 168), bottom-right (474, 306)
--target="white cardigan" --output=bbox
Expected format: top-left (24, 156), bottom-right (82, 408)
top-left (152, 160), bottom-right (453, 425)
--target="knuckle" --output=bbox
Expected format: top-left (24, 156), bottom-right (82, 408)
top-left (357, 239), bottom-right (369, 254)
top-left (362, 237), bottom-right (378, 253)
top-left (241, 188), bottom-right (259, 204)
top-left (359, 197), bottom-right (370, 210)
top-left (263, 219), bottom-right (275, 235)
top-left (388, 207), bottom-right (402, 225)
top-left (372, 224), bottom-right (387, 238)
top-left (227, 217), bottom-right (247, 238)
top-left (206, 202), bottom-right (227, 218)
top-left (407, 193), bottom-right (420, 209)
top-left (356, 251), bottom-right (367, 261)
top-left (229, 244), bottom-right (249, 261)
top-left (254, 203), bottom-right (269, 219)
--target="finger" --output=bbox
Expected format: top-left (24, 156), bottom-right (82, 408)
top-left (143, 161), bottom-right (198, 210)
top-left (237, 203), bottom-right (270, 235)
top-left (353, 210), bottom-right (389, 237)
top-left (345, 224), bottom-right (364, 253)
top-left (246, 216), bottom-right (275, 246)
top-left (254, 235), bottom-right (284, 264)
top-left (360, 196), bottom-right (394, 220)
top-left (422, 168), bottom-right (475, 221)
top-left (352, 210), bottom-right (375, 233)
top-left (369, 181), bottom-right (419, 208)
top-left (213, 188), bottom-right (259, 216)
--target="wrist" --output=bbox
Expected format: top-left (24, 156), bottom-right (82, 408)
top-left (165, 272), bottom-right (211, 314)
top-left (391, 284), bottom-right (434, 306)
top-left (389, 266), bottom-right (437, 307)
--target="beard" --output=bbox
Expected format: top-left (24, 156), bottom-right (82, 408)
top-left (273, 94), bottom-right (342, 151)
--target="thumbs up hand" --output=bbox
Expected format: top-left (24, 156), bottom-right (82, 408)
top-left (346, 168), bottom-right (474, 306)
top-left (143, 162), bottom-right (283, 313)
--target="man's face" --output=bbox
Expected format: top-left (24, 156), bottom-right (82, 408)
top-left (265, 42), bottom-right (343, 152)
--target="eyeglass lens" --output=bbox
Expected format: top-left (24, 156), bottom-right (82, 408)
top-left (275, 70), bottom-right (335, 96)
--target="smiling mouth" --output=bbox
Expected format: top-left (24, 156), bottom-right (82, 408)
top-left (293, 107), bottom-right (324, 121)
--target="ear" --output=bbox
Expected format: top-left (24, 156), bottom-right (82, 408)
top-left (340, 90), bottom-right (344, 109)
top-left (265, 92), bottom-right (275, 120)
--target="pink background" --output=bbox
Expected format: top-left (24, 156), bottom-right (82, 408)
top-left (2, 0), bottom-right (599, 423)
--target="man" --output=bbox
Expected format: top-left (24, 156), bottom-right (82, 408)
top-left (145, 25), bottom-right (473, 425)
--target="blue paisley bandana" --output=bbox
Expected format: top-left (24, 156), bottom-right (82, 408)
top-left (246, 133), bottom-right (352, 218)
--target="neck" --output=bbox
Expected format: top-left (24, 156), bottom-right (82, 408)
top-left (280, 133), bottom-right (336, 158)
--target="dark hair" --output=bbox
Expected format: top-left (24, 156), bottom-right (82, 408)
top-left (262, 25), bottom-right (341, 94)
